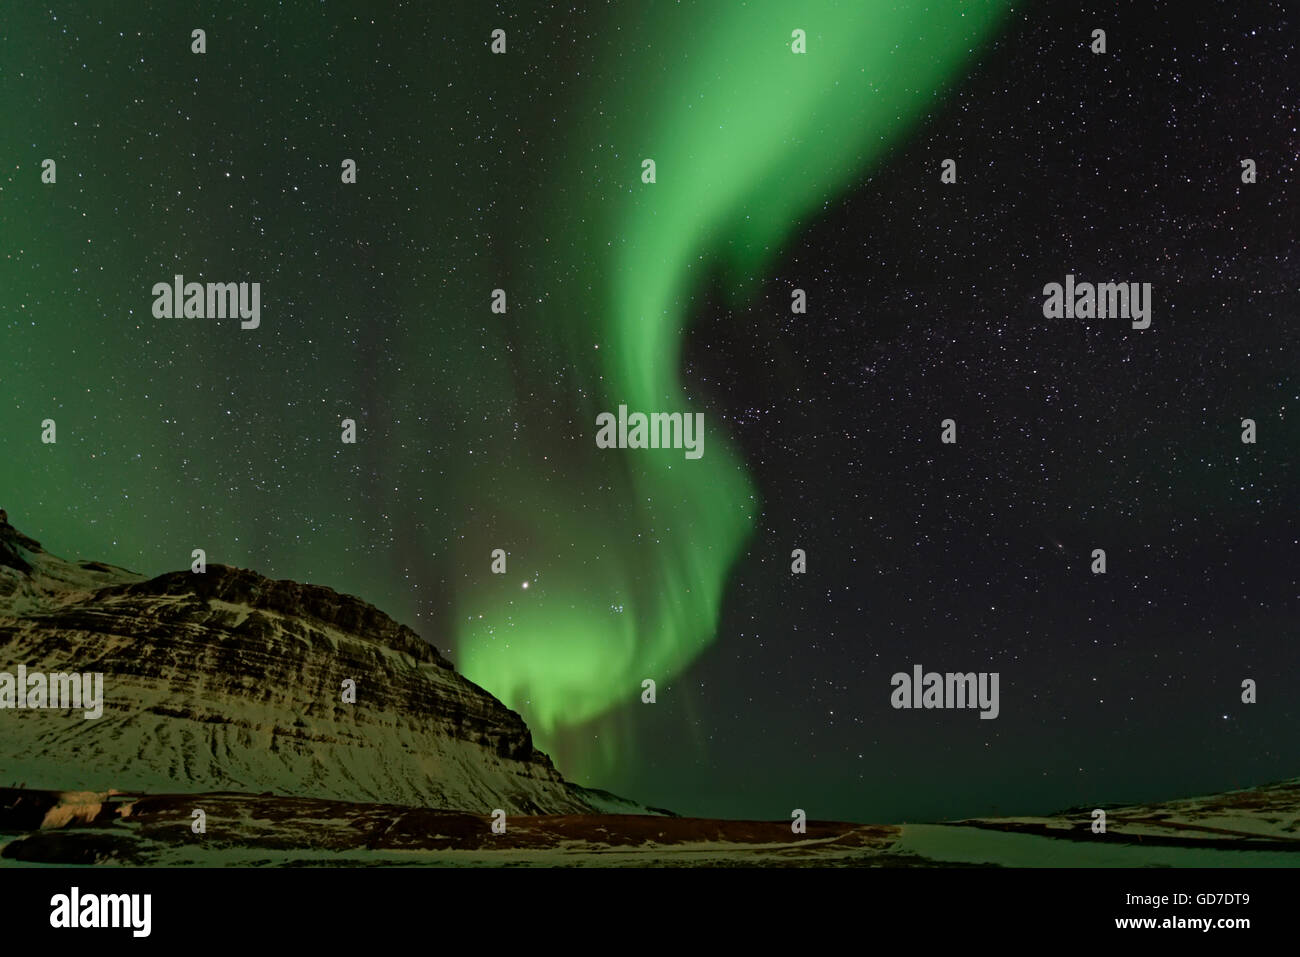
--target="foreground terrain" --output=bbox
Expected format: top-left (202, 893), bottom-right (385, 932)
top-left (2, 778), bottom-right (1297, 867)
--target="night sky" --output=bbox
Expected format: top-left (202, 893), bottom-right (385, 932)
top-left (2, 1), bottom-right (1296, 823)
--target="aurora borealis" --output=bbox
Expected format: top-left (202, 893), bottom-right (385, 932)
top-left (2, 0), bottom-right (1296, 824)
top-left (457, 0), bottom-right (1014, 760)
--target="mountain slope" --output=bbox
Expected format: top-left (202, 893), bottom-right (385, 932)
top-left (0, 511), bottom-right (620, 814)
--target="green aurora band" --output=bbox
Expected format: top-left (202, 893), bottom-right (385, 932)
top-left (455, 0), bottom-right (1014, 774)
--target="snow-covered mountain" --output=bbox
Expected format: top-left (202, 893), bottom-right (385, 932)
top-left (0, 511), bottom-right (618, 814)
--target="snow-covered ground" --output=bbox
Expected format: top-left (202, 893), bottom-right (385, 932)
top-left (896, 824), bottom-right (1299, 868)
top-left (2, 779), bottom-right (1296, 867)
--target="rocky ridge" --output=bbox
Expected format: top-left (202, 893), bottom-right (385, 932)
top-left (0, 511), bottom-right (618, 814)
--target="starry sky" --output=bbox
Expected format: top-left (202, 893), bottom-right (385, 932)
top-left (1, 1), bottom-right (1296, 823)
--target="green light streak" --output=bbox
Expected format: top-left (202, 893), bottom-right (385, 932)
top-left (456, 0), bottom-right (1013, 776)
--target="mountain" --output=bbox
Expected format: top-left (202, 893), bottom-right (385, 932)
top-left (0, 510), bottom-right (631, 815)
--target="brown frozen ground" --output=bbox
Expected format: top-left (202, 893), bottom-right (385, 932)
top-left (0, 787), bottom-right (915, 866)
top-left (3, 781), bottom-right (1298, 867)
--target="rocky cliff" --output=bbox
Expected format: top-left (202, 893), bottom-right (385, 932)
top-left (0, 512), bottom-right (603, 814)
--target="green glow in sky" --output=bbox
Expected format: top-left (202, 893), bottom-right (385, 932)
top-left (456, 0), bottom-right (1013, 765)
top-left (0, 0), bottom-right (1011, 789)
